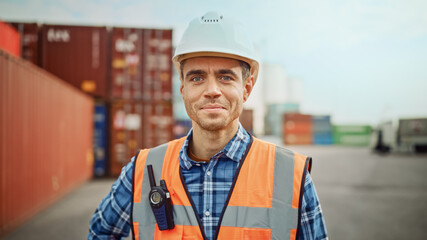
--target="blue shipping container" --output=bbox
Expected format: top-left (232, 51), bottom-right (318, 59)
top-left (93, 103), bottom-right (108, 177)
top-left (313, 132), bottom-right (333, 145)
top-left (312, 115), bottom-right (332, 133)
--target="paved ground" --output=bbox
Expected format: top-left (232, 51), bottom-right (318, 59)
top-left (3, 141), bottom-right (427, 239)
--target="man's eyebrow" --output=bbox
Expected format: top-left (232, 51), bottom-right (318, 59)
top-left (216, 69), bottom-right (239, 78)
top-left (185, 70), bottom-right (206, 78)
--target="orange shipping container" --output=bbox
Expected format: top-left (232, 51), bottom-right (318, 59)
top-left (0, 20), bottom-right (20, 57)
top-left (283, 113), bottom-right (313, 145)
top-left (0, 50), bottom-right (93, 236)
top-left (284, 134), bottom-right (313, 145)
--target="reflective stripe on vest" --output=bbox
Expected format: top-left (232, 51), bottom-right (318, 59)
top-left (131, 137), bottom-right (311, 240)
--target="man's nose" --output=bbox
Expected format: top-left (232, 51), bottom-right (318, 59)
top-left (204, 78), bottom-right (221, 99)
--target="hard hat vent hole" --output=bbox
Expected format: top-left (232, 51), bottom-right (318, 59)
top-left (202, 17), bottom-right (221, 23)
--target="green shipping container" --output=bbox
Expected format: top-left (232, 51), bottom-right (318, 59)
top-left (333, 125), bottom-right (372, 146)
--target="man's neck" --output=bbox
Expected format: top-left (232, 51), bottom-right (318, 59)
top-left (190, 121), bottom-right (239, 160)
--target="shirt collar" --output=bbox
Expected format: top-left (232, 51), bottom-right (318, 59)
top-left (179, 123), bottom-right (251, 170)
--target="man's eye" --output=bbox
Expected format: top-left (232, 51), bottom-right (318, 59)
top-left (190, 76), bottom-right (203, 82)
top-left (220, 76), bottom-right (232, 81)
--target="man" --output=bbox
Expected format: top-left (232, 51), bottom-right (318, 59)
top-left (89, 11), bottom-right (327, 240)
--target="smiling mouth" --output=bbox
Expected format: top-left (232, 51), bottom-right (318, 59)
top-left (201, 105), bottom-right (226, 112)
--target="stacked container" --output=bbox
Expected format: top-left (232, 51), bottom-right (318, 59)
top-left (93, 102), bottom-right (108, 177)
top-left (108, 28), bottom-right (174, 176)
top-left (333, 125), bottom-right (372, 146)
top-left (283, 113), bottom-right (312, 145)
top-left (9, 22), bottom-right (40, 65)
top-left (265, 103), bottom-right (299, 137)
top-left (312, 115), bottom-right (333, 144)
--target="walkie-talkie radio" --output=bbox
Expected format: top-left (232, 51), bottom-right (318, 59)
top-left (147, 165), bottom-right (175, 230)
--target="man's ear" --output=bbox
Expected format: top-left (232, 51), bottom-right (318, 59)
top-left (180, 79), bottom-right (184, 96)
top-left (243, 76), bottom-right (254, 102)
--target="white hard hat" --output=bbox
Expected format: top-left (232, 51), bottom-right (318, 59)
top-left (173, 11), bottom-right (260, 82)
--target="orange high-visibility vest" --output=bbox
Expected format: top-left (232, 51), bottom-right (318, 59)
top-left (131, 136), bottom-right (312, 240)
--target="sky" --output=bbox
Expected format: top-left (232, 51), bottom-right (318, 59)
top-left (1, 0), bottom-right (426, 125)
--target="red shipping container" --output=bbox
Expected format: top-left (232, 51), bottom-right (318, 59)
top-left (110, 28), bottom-right (144, 99)
top-left (40, 24), bottom-right (109, 98)
top-left (142, 101), bottom-right (174, 148)
top-left (109, 100), bottom-right (145, 176)
top-left (0, 50), bottom-right (93, 236)
top-left (9, 22), bottom-right (40, 66)
top-left (108, 100), bottom-right (174, 176)
top-left (141, 29), bottom-right (173, 102)
top-left (0, 20), bottom-right (20, 57)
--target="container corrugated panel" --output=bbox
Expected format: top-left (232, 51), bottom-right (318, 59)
top-left (110, 28), bottom-right (144, 100)
top-left (40, 24), bottom-right (108, 98)
top-left (0, 50), bottom-right (93, 235)
top-left (9, 22), bottom-right (40, 66)
top-left (109, 100), bottom-right (144, 177)
top-left (94, 102), bottom-right (108, 177)
top-left (265, 103), bottom-right (299, 136)
top-left (0, 21), bottom-right (21, 57)
top-left (240, 109), bottom-right (254, 135)
top-left (142, 101), bottom-right (174, 148)
top-left (141, 29), bottom-right (173, 102)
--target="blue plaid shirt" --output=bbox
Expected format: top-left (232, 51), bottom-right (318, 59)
top-left (89, 124), bottom-right (328, 239)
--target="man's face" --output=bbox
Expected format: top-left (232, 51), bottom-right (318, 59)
top-left (180, 57), bottom-right (253, 132)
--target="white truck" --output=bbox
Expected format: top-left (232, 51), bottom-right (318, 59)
top-left (371, 118), bottom-right (427, 153)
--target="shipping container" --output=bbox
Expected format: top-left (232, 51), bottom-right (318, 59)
top-left (9, 22), bottom-right (40, 65)
top-left (141, 29), bottom-right (173, 102)
top-left (40, 24), bottom-right (109, 98)
top-left (265, 103), bottom-right (299, 136)
top-left (142, 101), bottom-right (174, 148)
top-left (312, 115), bottom-right (333, 145)
top-left (333, 125), bottom-right (372, 146)
top-left (283, 113), bottom-right (312, 145)
top-left (110, 28), bottom-right (144, 99)
top-left (0, 50), bottom-right (93, 236)
top-left (108, 100), bottom-right (174, 176)
top-left (313, 132), bottom-right (333, 145)
top-left (110, 28), bottom-right (173, 101)
top-left (284, 134), bottom-right (313, 145)
top-left (0, 20), bottom-right (20, 57)
top-left (109, 100), bottom-right (144, 176)
top-left (93, 102), bottom-right (109, 177)
top-left (240, 109), bottom-right (254, 135)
